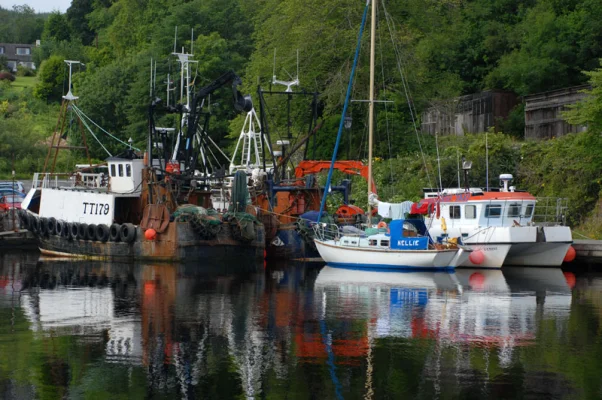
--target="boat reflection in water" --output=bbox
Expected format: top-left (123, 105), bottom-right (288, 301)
top-left (0, 253), bottom-right (587, 399)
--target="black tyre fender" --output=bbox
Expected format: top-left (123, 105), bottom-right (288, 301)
top-left (31, 216), bottom-right (42, 233)
top-left (39, 217), bottom-right (48, 236)
top-left (96, 224), bottom-right (110, 242)
top-left (87, 224), bottom-right (98, 241)
top-left (71, 223), bottom-right (80, 239)
top-left (78, 223), bottom-right (88, 240)
top-left (109, 224), bottom-right (121, 242)
top-left (120, 223), bottom-right (137, 243)
top-left (55, 219), bottom-right (65, 236)
top-left (47, 217), bottom-right (57, 235)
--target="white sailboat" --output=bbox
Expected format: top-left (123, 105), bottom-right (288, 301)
top-left (313, 1), bottom-right (470, 270)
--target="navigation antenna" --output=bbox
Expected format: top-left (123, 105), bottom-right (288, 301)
top-left (170, 27), bottom-right (198, 162)
top-left (272, 49), bottom-right (300, 92)
top-left (43, 60), bottom-right (92, 172)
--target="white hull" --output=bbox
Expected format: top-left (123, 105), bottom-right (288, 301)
top-left (504, 242), bottom-right (571, 266)
top-left (459, 244), bottom-right (511, 268)
top-left (314, 239), bottom-right (468, 270)
top-left (504, 226), bottom-right (572, 266)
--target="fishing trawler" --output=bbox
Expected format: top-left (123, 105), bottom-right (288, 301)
top-left (19, 58), bottom-right (265, 262)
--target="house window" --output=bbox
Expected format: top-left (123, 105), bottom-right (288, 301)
top-left (110, 164), bottom-right (116, 177)
top-left (0, 47), bottom-right (4, 54)
top-left (485, 204), bottom-right (502, 218)
top-left (449, 205), bottom-right (461, 219)
top-left (507, 203), bottom-right (521, 218)
top-left (118, 164), bottom-right (123, 177)
top-left (126, 164), bottom-right (131, 177)
top-left (16, 47), bottom-right (30, 55)
top-left (525, 204), bottom-right (535, 218)
top-left (465, 205), bottom-right (476, 219)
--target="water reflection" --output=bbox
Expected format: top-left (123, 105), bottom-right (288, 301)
top-left (0, 252), bottom-right (600, 399)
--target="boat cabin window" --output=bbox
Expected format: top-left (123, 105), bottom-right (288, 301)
top-left (485, 204), bottom-right (502, 218)
top-left (507, 203), bottom-right (521, 217)
top-left (465, 205), bottom-right (476, 219)
top-left (525, 204), bottom-right (535, 218)
top-left (110, 164), bottom-right (116, 177)
top-left (126, 164), bottom-right (132, 177)
top-left (380, 240), bottom-right (389, 247)
top-left (118, 164), bottom-right (124, 177)
top-left (449, 205), bottom-right (461, 219)
top-left (369, 239), bottom-right (378, 246)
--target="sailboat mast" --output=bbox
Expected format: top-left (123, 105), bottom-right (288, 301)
top-left (367, 0), bottom-right (376, 227)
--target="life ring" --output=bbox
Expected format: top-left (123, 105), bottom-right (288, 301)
top-left (47, 217), bottom-right (57, 235)
top-left (96, 224), bottom-right (110, 242)
top-left (109, 224), bottom-right (121, 242)
top-left (78, 223), bottom-right (88, 240)
top-left (70, 223), bottom-right (80, 240)
top-left (377, 221), bottom-right (387, 229)
top-left (87, 224), bottom-right (98, 241)
top-left (120, 223), bottom-right (137, 243)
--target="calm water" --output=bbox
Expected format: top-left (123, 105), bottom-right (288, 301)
top-left (0, 251), bottom-right (600, 399)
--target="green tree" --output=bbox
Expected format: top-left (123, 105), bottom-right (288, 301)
top-left (34, 55), bottom-right (66, 101)
top-left (563, 61), bottom-right (602, 134)
top-left (42, 12), bottom-right (71, 42)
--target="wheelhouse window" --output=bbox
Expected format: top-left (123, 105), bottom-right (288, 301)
top-left (449, 205), bottom-right (461, 219)
top-left (110, 164), bottom-right (116, 177)
top-left (369, 239), bottom-right (378, 246)
top-left (118, 164), bottom-right (123, 177)
top-left (0, 47), bottom-right (4, 54)
top-left (126, 164), bottom-right (132, 177)
top-left (465, 205), bottom-right (476, 219)
top-left (16, 47), bottom-right (30, 55)
top-left (485, 204), bottom-right (502, 218)
top-left (525, 204), bottom-right (535, 218)
top-left (507, 203), bottom-right (521, 218)
top-left (380, 240), bottom-right (389, 247)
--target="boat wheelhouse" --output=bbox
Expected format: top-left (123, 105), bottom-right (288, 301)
top-left (420, 175), bottom-right (573, 267)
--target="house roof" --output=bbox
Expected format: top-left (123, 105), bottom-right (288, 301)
top-left (0, 43), bottom-right (34, 62)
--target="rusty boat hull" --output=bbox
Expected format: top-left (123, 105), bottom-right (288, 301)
top-left (36, 221), bottom-right (265, 262)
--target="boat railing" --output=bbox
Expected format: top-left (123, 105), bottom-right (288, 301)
top-left (311, 222), bottom-right (342, 241)
top-left (32, 172), bottom-right (108, 190)
top-left (533, 197), bottom-right (569, 225)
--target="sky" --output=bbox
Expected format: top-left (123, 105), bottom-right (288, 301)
top-left (0, 0), bottom-right (71, 13)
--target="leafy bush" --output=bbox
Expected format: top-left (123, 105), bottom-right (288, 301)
top-left (16, 65), bottom-right (35, 77)
top-left (0, 72), bottom-right (15, 82)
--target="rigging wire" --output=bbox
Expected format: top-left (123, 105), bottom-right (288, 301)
top-left (381, 0), bottom-right (434, 190)
top-left (377, 0), bottom-right (394, 186)
top-left (71, 107), bottom-right (113, 157)
top-left (72, 105), bottom-right (141, 151)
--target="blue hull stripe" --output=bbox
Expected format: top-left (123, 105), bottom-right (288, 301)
top-left (327, 262), bottom-right (455, 272)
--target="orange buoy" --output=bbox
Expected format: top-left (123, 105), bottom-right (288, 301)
top-left (144, 228), bottom-right (157, 241)
top-left (563, 246), bottom-right (576, 263)
top-left (468, 272), bottom-right (485, 290)
top-left (377, 221), bottom-right (387, 229)
top-left (468, 249), bottom-right (485, 265)
top-left (563, 271), bottom-right (576, 289)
